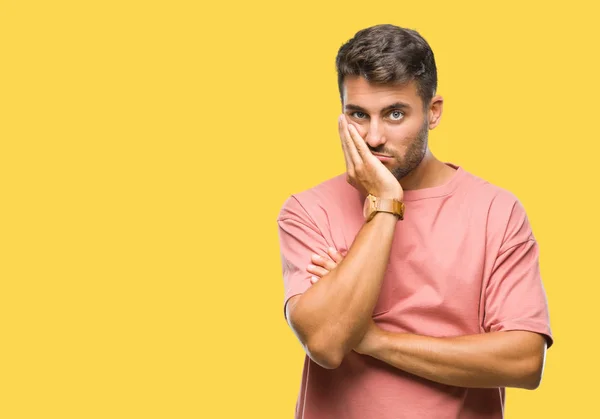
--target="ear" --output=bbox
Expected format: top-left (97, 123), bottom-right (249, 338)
top-left (427, 95), bottom-right (444, 129)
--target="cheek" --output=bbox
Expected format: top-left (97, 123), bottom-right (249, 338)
top-left (387, 121), bottom-right (422, 142)
top-left (352, 122), bottom-right (405, 140)
top-left (351, 120), bottom-right (422, 144)
top-left (385, 125), bottom-right (411, 144)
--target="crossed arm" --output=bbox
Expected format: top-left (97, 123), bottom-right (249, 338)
top-left (299, 246), bottom-right (548, 390)
top-left (352, 320), bottom-right (547, 389)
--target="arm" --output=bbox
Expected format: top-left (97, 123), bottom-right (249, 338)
top-left (306, 228), bottom-right (551, 386)
top-left (358, 325), bottom-right (547, 389)
top-left (286, 211), bottom-right (398, 369)
top-left (282, 115), bottom-right (404, 369)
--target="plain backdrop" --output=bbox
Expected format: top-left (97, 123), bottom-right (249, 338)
top-left (1, 0), bottom-right (598, 417)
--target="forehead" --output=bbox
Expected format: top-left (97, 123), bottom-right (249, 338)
top-left (342, 76), bottom-right (422, 110)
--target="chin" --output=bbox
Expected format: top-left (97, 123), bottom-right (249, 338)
top-left (391, 166), bottom-right (414, 181)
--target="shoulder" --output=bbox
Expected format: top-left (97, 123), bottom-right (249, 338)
top-left (459, 168), bottom-right (524, 215)
top-left (277, 173), bottom-right (359, 222)
top-left (459, 168), bottom-right (534, 246)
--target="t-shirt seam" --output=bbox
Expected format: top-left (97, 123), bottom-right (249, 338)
top-left (277, 216), bottom-right (321, 235)
top-left (402, 164), bottom-right (465, 201)
top-left (289, 195), bottom-right (329, 241)
top-left (496, 238), bottom-right (535, 258)
top-left (403, 190), bottom-right (454, 201)
top-left (493, 318), bottom-right (549, 326)
top-left (278, 195), bottom-right (330, 244)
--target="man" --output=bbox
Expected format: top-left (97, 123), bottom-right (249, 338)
top-left (276, 24), bottom-right (553, 419)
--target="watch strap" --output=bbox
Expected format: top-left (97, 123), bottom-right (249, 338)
top-left (375, 199), bottom-right (404, 220)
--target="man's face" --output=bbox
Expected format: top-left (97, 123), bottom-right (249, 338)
top-left (342, 76), bottom-right (430, 180)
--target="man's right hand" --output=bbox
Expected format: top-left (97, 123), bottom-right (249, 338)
top-left (339, 114), bottom-right (403, 201)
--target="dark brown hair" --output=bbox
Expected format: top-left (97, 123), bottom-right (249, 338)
top-left (336, 24), bottom-right (437, 108)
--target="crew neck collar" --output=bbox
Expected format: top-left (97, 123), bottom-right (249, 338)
top-left (401, 162), bottom-right (464, 201)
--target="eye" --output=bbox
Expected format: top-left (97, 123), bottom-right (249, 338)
top-left (351, 111), bottom-right (367, 119)
top-left (389, 110), bottom-right (404, 121)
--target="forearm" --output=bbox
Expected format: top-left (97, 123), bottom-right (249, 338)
top-left (367, 330), bottom-right (546, 389)
top-left (292, 212), bottom-right (398, 367)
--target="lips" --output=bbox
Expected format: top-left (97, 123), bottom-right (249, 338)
top-left (373, 153), bottom-right (393, 161)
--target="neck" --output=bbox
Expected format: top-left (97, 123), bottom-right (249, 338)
top-left (356, 150), bottom-right (457, 201)
top-left (399, 150), bottom-right (454, 191)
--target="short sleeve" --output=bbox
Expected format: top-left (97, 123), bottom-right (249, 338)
top-left (483, 200), bottom-right (554, 348)
top-left (277, 195), bottom-right (331, 321)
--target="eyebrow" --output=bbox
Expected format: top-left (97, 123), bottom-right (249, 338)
top-left (344, 102), bottom-right (411, 114)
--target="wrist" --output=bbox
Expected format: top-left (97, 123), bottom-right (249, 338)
top-left (371, 211), bottom-right (402, 222)
top-left (379, 191), bottom-right (404, 201)
top-left (364, 194), bottom-right (405, 222)
top-left (357, 326), bottom-right (388, 357)
top-left (368, 328), bottom-right (389, 357)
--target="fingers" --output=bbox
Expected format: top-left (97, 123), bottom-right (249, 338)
top-left (347, 123), bottom-right (377, 165)
top-left (326, 247), bottom-right (344, 263)
top-left (339, 115), bottom-right (362, 167)
top-left (338, 115), bottom-right (353, 172)
top-left (307, 263), bottom-right (329, 278)
top-left (311, 253), bottom-right (338, 271)
top-left (307, 248), bottom-right (345, 285)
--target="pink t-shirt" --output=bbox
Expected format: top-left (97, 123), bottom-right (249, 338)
top-left (276, 163), bottom-right (553, 419)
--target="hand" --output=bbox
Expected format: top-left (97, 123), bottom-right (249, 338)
top-left (306, 247), bottom-right (382, 356)
top-left (307, 247), bottom-right (344, 284)
top-left (339, 114), bottom-right (403, 201)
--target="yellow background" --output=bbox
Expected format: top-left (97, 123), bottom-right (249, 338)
top-left (1, 0), bottom-right (597, 417)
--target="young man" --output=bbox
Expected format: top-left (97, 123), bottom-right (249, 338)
top-left (276, 24), bottom-right (553, 419)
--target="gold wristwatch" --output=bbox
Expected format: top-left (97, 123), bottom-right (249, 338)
top-left (363, 194), bottom-right (405, 222)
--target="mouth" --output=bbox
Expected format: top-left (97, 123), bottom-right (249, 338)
top-left (373, 153), bottom-right (394, 161)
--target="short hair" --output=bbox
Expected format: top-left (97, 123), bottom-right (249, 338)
top-left (335, 24), bottom-right (438, 108)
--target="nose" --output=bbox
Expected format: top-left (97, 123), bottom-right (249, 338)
top-left (364, 119), bottom-right (386, 148)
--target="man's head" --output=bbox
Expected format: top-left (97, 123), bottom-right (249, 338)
top-left (335, 24), bottom-right (442, 180)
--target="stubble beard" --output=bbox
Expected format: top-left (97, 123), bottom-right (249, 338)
top-left (389, 119), bottom-right (429, 181)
